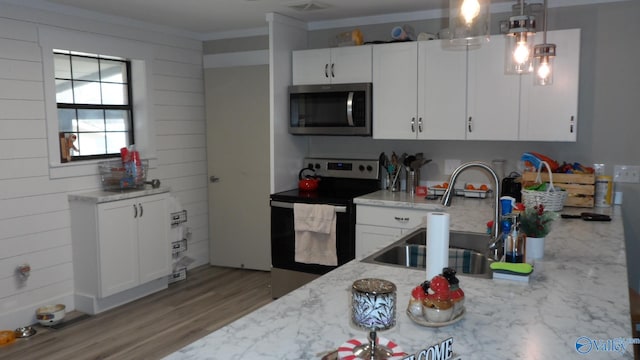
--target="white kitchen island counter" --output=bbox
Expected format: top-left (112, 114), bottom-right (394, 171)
top-left (164, 197), bottom-right (633, 359)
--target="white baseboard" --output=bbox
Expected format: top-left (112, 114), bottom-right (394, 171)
top-left (1, 293), bottom-right (75, 330)
top-left (74, 278), bottom-right (168, 315)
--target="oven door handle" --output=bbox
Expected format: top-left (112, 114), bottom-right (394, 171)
top-left (270, 201), bottom-right (347, 213)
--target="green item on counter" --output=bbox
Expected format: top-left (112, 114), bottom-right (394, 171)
top-left (490, 262), bottom-right (534, 275)
top-left (525, 182), bottom-right (548, 191)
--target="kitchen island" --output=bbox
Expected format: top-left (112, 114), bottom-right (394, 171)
top-left (165, 193), bottom-right (633, 359)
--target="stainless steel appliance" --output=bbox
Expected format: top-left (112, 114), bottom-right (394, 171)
top-left (288, 83), bottom-right (372, 136)
top-left (270, 157), bottom-right (380, 298)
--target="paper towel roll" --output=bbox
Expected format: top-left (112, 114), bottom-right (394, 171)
top-left (426, 212), bottom-right (450, 280)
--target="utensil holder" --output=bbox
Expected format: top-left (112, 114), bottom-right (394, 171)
top-left (406, 169), bottom-right (419, 195)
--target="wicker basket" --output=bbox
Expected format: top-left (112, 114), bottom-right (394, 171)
top-left (521, 161), bottom-right (567, 211)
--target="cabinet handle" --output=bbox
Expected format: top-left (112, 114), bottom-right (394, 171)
top-left (394, 216), bottom-right (409, 223)
top-left (133, 204), bottom-right (138, 218)
top-left (324, 64), bottom-right (329, 78)
top-left (570, 115), bottom-right (575, 133)
top-left (331, 63), bottom-right (335, 78)
top-left (139, 203), bottom-right (143, 217)
top-left (468, 116), bottom-right (473, 132)
top-left (411, 117), bottom-right (416, 133)
top-left (418, 117), bottom-right (423, 132)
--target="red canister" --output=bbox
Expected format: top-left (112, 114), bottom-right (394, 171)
top-left (131, 151), bottom-right (141, 165)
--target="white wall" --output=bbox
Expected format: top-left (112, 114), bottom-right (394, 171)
top-left (0, 4), bottom-right (208, 328)
top-left (267, 13), bottom-right (309, 193)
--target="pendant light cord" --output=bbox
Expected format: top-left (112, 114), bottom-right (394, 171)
top-left (543, 0), bottom-right (548, 44)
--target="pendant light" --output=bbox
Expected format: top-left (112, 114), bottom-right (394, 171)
top-left (533, 0), bottom-right (556, 85)
top-left (449, 0), bottom-right (491, 46)
top-left (505, 0), bottom-right (535, 74)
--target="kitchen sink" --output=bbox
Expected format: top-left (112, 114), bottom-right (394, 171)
top-left (362, 228), bottom-right (495, 278)
top-left (401, 228), bottom-right (491, 253)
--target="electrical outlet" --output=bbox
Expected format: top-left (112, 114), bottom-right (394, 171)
top-left (613, 165), bottom-right (640, 183)
top-left (444, 159), bottom-right (462, 175)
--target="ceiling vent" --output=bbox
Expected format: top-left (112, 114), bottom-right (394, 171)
top-left (286, 0), bottom-right (330, 11)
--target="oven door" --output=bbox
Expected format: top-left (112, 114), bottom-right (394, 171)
top-left (270, 200), bottom-right (355, 275)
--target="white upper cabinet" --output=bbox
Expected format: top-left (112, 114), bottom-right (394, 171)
top-left (466, 35), bottom-right (521, 140)
top-left (418, 40), bottom-right (467, 140)
top-left (373, 40), bottom-right (469, 140)
top-left (372, 42), bottom-right (418, 139)
top-left (297, 29), bottom-right (580, 142)
top-left (519, 29), bottom-right (580, 141)
top-left (292, 45), bottom-right (372, 85)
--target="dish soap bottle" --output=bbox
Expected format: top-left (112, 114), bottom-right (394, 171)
top-left (505, 214), bottom-right (526, 263)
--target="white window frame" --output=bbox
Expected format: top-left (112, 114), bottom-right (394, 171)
top-left (39, 26), bottom-right (157, 179)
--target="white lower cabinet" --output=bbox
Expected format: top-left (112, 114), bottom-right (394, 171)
top-left (70, 191), bottom-right (171, 314)
top-left (355, 205), bottom-right (427, 259)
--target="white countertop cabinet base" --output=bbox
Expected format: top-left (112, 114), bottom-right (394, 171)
top-left (355, 204), bottom-right (427, 259)
top-left (70, 192), bottom-right (171, 314)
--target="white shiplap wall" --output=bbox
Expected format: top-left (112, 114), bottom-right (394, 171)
top-left (0, 5), bottom-right (208, 329)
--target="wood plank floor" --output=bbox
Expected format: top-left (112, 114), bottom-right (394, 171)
top-left (2, 266), bottom-right (273, 360)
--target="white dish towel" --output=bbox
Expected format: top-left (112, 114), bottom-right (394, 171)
top-left (293, 203), bottom-right (337, 266)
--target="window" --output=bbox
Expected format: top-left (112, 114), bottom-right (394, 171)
top-left (54, 50), bottom-right (134, 162)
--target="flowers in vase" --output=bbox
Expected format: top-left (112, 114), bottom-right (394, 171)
top-left (518, 203), bottom-right (559, 238)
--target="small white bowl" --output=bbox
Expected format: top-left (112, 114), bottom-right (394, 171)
top-left (453, 298), bottom-right (465, 318)
top-left (36, 304), bottom-right (66, 326)
top-left (422, 305), bottom-right (453, 323)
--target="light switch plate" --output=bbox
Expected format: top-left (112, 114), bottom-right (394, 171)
top-left (613, 165), bottom-right (640, 183)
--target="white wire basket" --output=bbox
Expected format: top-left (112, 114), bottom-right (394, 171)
top-left (521, 161), bottom-right (567, 211)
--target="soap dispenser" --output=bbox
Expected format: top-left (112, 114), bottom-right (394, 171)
top-left (505, 214), bottom-right (526, 263)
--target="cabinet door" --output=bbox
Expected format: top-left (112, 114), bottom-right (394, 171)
top-left (137, 195), bottom-right (170, 284)
top-left (355, 224), bottom-right (403, 259)
top-left (330, 45), bottom-right (372, 84)
top-left (418, 41), bottom-right (467, 140)
top-left (467, 36), bottom-right (520, 140)
top-left (292, 49), bottom-right (332, 85)
top-left (98, 199), bottom-right (139, 297)
top-left (372, 42), bottom-right (419, 139)
top-left (519, 29), bottom-right (580, 141)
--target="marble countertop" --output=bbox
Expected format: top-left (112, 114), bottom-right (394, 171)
top-left (355, 190), bottom-right (506, 234)
top-left (68, 186), bottom-right (170, 203)
top-left (165, 192), bottom-right (632, 359)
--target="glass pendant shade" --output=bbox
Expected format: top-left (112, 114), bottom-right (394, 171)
top-left (505, 15), bottom-right (535, 74)
top-left (532, 0), bottom-right (556, 86)
top-left (534, 43), bottom-right (556, 85)
top-left (449, 0), bottom-right (491, 46)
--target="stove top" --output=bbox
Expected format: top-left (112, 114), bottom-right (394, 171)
top-left (270, 157), bottom-right (381, 205)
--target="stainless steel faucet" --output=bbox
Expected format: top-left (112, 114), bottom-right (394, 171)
top-left (441, 161), bottom-right (502, 256)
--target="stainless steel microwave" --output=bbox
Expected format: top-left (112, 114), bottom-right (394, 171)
top-left (289, 83), bottom-right (372, 136)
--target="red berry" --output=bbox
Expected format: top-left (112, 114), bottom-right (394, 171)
top-left (412, 285), bottom-right (427, 300)
top-left (430, 275), bottom-right (450, 293)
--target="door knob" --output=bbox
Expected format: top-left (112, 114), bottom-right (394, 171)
top-left (209, 176), bottom-right (220, 183)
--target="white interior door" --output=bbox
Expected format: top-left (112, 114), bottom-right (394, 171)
top-left (205, 65), bottom-right (271, 271)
